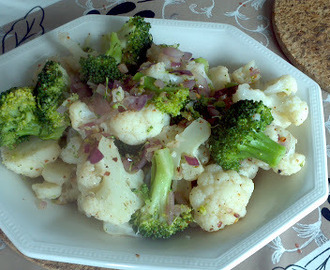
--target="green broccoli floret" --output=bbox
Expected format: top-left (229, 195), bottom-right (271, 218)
top-left (0, 87), bottom-right (41, 147)
top-left (34, 60), bottom-right (72, 140)
top-left (210, 99), bottom-right (286, 171)
top-left (80, 16), bottom-right (152, 84)
top-left (151, 88), bottom-right (189, 117)
top-left (134, 74), bottom-right (189, 116)
top-left (129, 147), bottom-right (193, 239)
top-left (117, 16), bottom-right (153, 71)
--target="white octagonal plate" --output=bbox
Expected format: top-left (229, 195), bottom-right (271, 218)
top-left (0, 15), bottom-right (328, 270)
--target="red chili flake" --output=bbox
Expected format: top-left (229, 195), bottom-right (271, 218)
top-left (234, 213), bottom-right (240, 218)
top-left (295, 243), bottom-right (302, 254)
top-left (112, 157), bottom-right (118, 162)
top-left (279, 137), bottom-right (286, 143)
top-left (104, 171), bottom-right (110, 176)
top-left (44, 160), bottom-right (49, 163)
top-left (217, 221), bottom-right (223, 228)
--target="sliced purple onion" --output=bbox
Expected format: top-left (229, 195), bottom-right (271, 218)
top-left (170, 70), bottom-right (193, 76)
top-left (71, 77), bottom-right (93, 98)
top-left (182, 52), bottom-right (193, 61)
top-left (88, 147), bottom-right (104, 164)
top-left (95, 84), bottom-right (106, 95)
top-left (87, 93), bottom-right (111, 115)
top-left (162, 46), bottom-right (184, 58)
top-left (154, 79), bottom-right (165, 89)
top-left (207, 105), bottom-right (220, 117)
top-left (183, 80), bottom-right (196, 89)
top-left (118, 63), bottom-right (129, 74)
top-left (184, 155), bottom-right (200, 166)
top-left (56, 105), bottom-right (67, 114)
top-left (122, 95), bottom-right (152, 111)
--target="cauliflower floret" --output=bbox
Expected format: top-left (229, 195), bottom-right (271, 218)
top-left (60, 132), bottom-right (83, 164)
top-left (1, 137), bottom-right (61, 178)
top-left (184, 60), bottom-right (213, 89)
top-left (69, 100), bottom-right (98, 137)
top-left (264, 75), bottom-right (298, 95)
top-left (56, 177), bottom-right (80, 204)
top-left (166, 119), bottom-right (211, 181)
top-left (231, 60), bottom-right (261, 84)
top-left (77, 135), bottom-right (144, 225)
top-left (105, 104), bottom-right (170, 145)
top-left (189, 164), bottom-right (254, 232)
top-left (264, 125), bottom-right (305, 175)
top-left (32, 182), bottom-right (62, 200)
top-left (232, 80), bottom-right (308, 128)
top-left (103, 221), bottom-right (137, 236)
top-left (208, 65), bottom-right (231, 90)
top-left (140, 62), bottom-right (187, 84)
top-left (238, 159), bottom-right (259, 179)
top-left (41, 159), bottom-right (76, 186)
top-left (32, 158), bottom-right (77, 201)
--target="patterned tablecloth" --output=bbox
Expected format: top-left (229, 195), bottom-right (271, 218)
top-left (0, 1), bottom-right (329, 269)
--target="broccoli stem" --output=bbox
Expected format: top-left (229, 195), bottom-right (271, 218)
top-left (106, 32), bottom-right (122, 63)
top-left (134, 74), bottom-right (183, 94)
top-left (149, 148), bottom-right (174, 216)
top-left (238, 132), bottom-right (286, 167)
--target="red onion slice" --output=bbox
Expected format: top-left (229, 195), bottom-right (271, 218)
top-left (170, 70), bottom-right (193, 76)
top-left (88, 147), bottom-right (104, 164)
top-left (122, 95), bottom-right (152, 111)
top-left (184, 155), bottom-right (200, 166)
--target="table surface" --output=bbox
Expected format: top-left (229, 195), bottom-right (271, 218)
top-left (0, 1), bottom-right (329, 270)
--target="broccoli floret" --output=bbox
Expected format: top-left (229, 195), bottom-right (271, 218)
top-left (0, 87), bottom-right (41, 147)
top-left (151, 88), bottom-right (189, 117)
top-left (134, 74), bottom-right (189, 116)
top-left (79, 55), bottom-right (123, 85)
top-left (80, 16), bottom-right (152, 84)
top-left (34, 60), bottom-right (72, 140)
top-left (209, 99), bottom-right (286, 171)
top-left (129, 147), bottom-right (193, 239)
top-left (117, 16), bottom-right (153, 71)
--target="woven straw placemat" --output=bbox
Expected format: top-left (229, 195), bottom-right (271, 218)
top-left (272, 0), bottom-right (330, 92)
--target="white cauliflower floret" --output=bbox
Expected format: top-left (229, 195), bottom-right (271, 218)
top-left (1, 137), bottom-right (61, 178)
top-left (41, 159), bottom-right (76, 186)
top-left (69, 100), bottom-right (98, 137)
top-left (60, 132), bottom-right (83, 164)
top-left (77, 135), bottom-right (144, 225)
top-left (264, 75), bottom-right (298, 95)
top-left (264, 125), bottom-right (305, 175)
top-left (238, 159), bottom-right (259, 179)
top-left (56, 177), bottom-right (80, 204)
top-left (32, 182), bottom-right (62, 200)
top-left (231, 60), bottom-right (261, 84)
top-left (189, 164), bottom-right (254, 232)
top-left (154, 124), bottom-right (185, 145)
top-left (140, 62), bottom-right (187, 84)
top-left (32, 158), bottom-right (77, 201)
top-left (209, 65), bottom-right (231, 90)
top-left (232, 79), bottom-right (308, 128)
top-left (166, 119), bottom-right (211, 181)
top-left (105, 104), bottom-right (170, 145)
top-left (103, 221), bottom-right (137, 237)
top-left (184, 60), bottom-right (213, 89)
